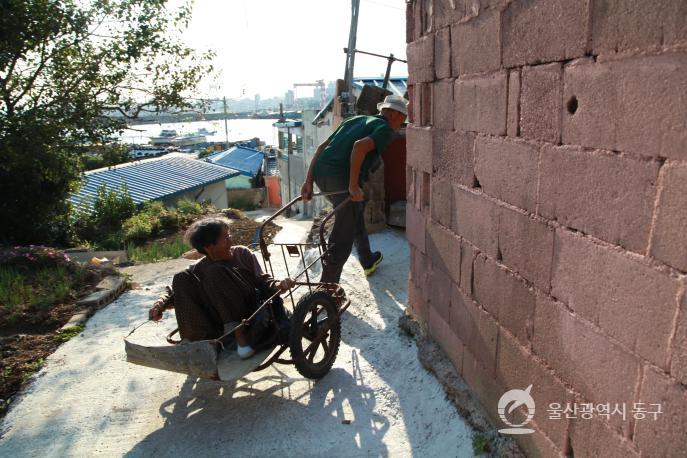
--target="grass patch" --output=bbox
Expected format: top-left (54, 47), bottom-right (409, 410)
top-left (126, 236), bottom-right (190, 263)
top-left (20, 358), bottom-right (45, 384)
top-left (0, 265), bottom-right (83, 321)
top-left (54, 324), bottom-right (85, 343)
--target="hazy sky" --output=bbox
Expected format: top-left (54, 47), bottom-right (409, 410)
top-left (184, 0), bottom-right (408, 99)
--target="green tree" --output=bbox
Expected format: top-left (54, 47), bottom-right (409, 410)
top-left (0, 0), bottom-right (213, 244)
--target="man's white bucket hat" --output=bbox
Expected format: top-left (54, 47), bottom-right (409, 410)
top-left (377, 94), bottom-right (409, 116)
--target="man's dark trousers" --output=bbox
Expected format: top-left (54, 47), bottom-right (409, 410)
top-left (315, 175), bottom-right (375, 283)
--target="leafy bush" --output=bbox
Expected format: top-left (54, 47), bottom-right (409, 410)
top-left (92, 183), bottom-right (136, 230)
top-left (176, 199), bottom-right (203, 215)
top-left (72, 183), bottom-right (135, 247)
top-left (122, 213), bottom-right (156, 243)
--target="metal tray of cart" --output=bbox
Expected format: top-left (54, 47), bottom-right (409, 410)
top-left (124, 192), bottom-right (351, 382)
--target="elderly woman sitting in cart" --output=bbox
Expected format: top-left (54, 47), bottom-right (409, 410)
top-left (148, 217), bottom-right (294, 359)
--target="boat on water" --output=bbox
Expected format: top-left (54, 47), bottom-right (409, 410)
top-left (196, 127), bottom-right (216, 136)
top-left (149, 129), bottom-right (178, 145)
top-left (172, 133), bottom-right (207, 147)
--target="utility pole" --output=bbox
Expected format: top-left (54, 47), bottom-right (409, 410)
top-left (342, 0), bottom-right (360, 117)
top-left (223, 96), bottom-right (229, 146)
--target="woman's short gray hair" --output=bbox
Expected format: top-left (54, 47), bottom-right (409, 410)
top-left (185, 217), bottom-right (231, 254)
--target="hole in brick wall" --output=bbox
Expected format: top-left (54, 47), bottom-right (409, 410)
top-left (567, 96), bottom-right (578, 114)
top-left (473, 176), bottom-right (481, 189)
top-left (496, 246), bottom-right (503, 262)
top-left (422, 172), bottom-right (431, 209)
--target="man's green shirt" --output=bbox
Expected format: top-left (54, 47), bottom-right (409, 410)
top-left (312, 115), bottom-right (394, 184)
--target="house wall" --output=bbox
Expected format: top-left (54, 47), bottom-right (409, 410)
top-left (405, 1), bottom-right (687, 456)
top-left (162, 181), bottom-right (228, 209)
top-left (225, 175), bottom-right (252, 190)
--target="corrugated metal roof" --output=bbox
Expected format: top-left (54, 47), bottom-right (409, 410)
top-left (205, 145), bottom-right (264, 178)
top-left (352, 76), bottom-right (408, 97)
top-left (70, 155), bottom-right (239, 208)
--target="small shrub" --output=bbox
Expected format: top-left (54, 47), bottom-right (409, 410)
top-left (176, 198), bottom-right (203, 215)
top-left (122, 213), bottom-right (156, 243)
top-left (472, 432), bottom-right (490, 456)
top-left (92, 183), bottom-right (136, 230)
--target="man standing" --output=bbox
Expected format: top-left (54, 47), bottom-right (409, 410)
top-left (300, 94), bottom-right (408, 283)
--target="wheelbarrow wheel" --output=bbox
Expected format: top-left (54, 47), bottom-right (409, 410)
top-left (289, 291), bottom-right (341, 379)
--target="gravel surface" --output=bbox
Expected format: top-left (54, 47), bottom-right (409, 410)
top-left (0, 217), bottom-right (475, 457)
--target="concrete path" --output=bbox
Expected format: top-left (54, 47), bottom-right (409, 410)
top-left (0, 219), bottom-right (474, 457)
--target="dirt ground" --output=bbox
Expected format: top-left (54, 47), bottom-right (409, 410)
top-left (0, 216), bottom-right (476, 456)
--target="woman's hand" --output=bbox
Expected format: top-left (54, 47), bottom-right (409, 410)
top-left (348, 184), bottom-right (364, 202)
top-left (149, 303), bottom-right (164, 321)
top-left (278, 278), bottom-right (295, 293)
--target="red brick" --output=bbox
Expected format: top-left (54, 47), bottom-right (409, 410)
top-left (408, 277), bottom-right (429, 324)
top-left (432, 79), bottom-right (454, 130)
top-left (634, 367), bottom-right (687, 456)
top-left (502, 0), bottom-right (588, 67)
top-left (511, 422), bottom-right (565, 458)
top-left (507, 70), bottom-right (520, 137)
top-left (406, 202), bottom-right (427, 253)
top-left (473, 254), bottom-right (535, 346)
top-left (459, 239), bottom-right (475, 296)
top-left (428, 304), bottom-right (464, 373)
top-left (450, 10), bottom-right (501, 76)
top-left (569, 411), bottom-right (640, 458)
top-left (551, 229), bottom-right (680, 368)
top-left (497, 330), bottom-right (573, 451)
top-left (462, 348), bottom-right (505, 425)
top-left (405, 126), bottom-right (432, 174)
top-left (405, 1), bottom-right (415, 44)
top-left (405, 164), bottom-right (414, 202)
top-left (562, 54), bottom-right (687, 161)
top-left (670, 289), bottom-right (687, 385)
top-left (499, 206), bottom-right (554, 293)
top-left (474, 136), bottom-right (538, 212)
top-left (429, 264), bottom-right (452, 322)
top-left (407, 35), bottom-right (434, 84)
top-left (410, 246), bottom-right (432, 294)
top-left (452, 187), bottom-right (499, 258)
top-left (591, 0), bottom-right (687, 55)
top-left (427, 220), bottom-right (461, 282)
top-left (454, 71), bottom-right (507, 135)
top-left (450, 285), bottom-right (498, 373)
top-left (434, 27), bottom-right (451, 79)
top-left (431, 129), bottom-right (476, 187)
top-left (533, 294), bottom-right (641, 416)
top-left (651, 163), bottom-right (687, 272)
top-left (408, 84), bottom-right (422, 125)
top-left (420, 83), bottom-right (432, 126)
top-left (539, 145), bottom-right (660, 254)
top-left (430, 178), bottom-right (452, 227)
top-left (431, 0), bottom-right (466, 29)
top-left (521, 63), bottom-right (563, 144)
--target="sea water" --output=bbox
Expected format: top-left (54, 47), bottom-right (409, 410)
top-left (118, 118), bottom-right (279, 146)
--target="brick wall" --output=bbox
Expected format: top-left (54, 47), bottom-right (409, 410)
top-left (405, 1), bottom-right (687, 456)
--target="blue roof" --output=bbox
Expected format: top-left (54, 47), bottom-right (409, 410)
top-left (205, 145), bottom-right (264, 178)
top-left (352, 76), bottom-right (408, 97)
top-left (70, 155), bottom-right (239, 208)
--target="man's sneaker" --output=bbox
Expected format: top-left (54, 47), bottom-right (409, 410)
top-left (363, 252), bottom-right (383, 277)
